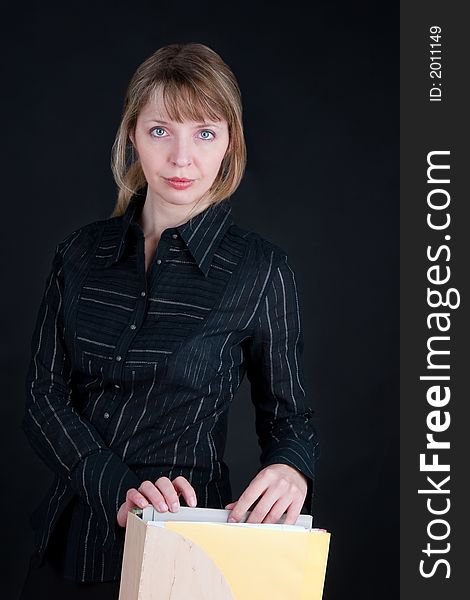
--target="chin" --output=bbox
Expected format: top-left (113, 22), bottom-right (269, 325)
top-left (159, 191), bottom-right (203, 207)
top-left (154, 182), bottom-right (211, 206)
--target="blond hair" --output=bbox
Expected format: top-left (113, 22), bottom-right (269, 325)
top-left (110, 43), bottom-right (246, 218)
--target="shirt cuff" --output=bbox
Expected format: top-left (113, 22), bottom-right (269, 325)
top-left (69, 450), bottom-right (142, 552)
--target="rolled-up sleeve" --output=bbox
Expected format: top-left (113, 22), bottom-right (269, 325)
top-left (243, 251), bottom-right (319, 515)
top-left (21, 239), bottom-right (141, 551)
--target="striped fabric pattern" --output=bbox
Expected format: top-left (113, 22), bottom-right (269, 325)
top-left (21, 190), bottom-right (318, 582)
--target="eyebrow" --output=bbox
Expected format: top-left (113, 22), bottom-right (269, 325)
top-left (144, 118), bottom-right (222, 128)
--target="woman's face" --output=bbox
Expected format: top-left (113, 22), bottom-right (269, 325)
top-left (130, 89), bottom-right (230, 208)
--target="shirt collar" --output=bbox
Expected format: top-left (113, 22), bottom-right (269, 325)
top-left (103, 190), bottom-right (234, 277)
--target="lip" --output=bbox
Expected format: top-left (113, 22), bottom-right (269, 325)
top-left (164, 177), bottom-right (195, 190)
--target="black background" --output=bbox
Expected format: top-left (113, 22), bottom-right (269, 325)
top-left (1, 1), bottom-right (398, 598)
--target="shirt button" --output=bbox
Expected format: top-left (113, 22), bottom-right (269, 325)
top-left (114, 384), bottom-right (120, 389)
top-left (172, 234), bottom-right (178, 239)
top-left (130, 324), bottom-right (136, 330)
top-left (156, 259), bottom-right (162, 265)
top-left (141, 291), bottom-right (146, 297)
top-left (103, 412), bottom-right (110, 419)
top-left (115, 355), bottom-right (122, 361)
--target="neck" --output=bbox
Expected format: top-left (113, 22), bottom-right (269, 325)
top-left (137, 189), bottom-right (212, 239)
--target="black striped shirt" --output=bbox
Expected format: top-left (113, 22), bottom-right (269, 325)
top-left (22, 190), bottom-right (318, 582)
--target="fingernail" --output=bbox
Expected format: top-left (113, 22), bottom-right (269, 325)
top-left (139, 499), bottom-right (147, 507)
top-left (158, 502), bottom-right (168, 511)
top-left (171, 502), bottom-right (180, 512)
top-left (228, 516), bottom-right (237, 523)
top-left (188, 496), bottom-right (197, 507)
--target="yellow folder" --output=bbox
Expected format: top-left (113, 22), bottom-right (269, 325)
top-left (119, 506), bottom-right (330, 599)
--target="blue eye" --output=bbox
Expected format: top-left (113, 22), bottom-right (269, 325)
top-left (150, 127), bottom-right (167, 137)
top-left (149, 127), bottom-right (215, 140)
top-left (199, 130), bottom-right (215, 140)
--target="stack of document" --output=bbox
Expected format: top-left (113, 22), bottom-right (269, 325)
top-left (120, 505), bottom-right (330, 599)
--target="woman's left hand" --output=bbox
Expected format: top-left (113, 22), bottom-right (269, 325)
top-left (224, 463), bottom-right (307, 525)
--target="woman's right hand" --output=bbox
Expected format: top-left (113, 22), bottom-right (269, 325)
top-left (117, 476), bottom-right (198, 527)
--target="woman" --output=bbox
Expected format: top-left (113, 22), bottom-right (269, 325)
top-left (19, 42), bottom-right (318, 597)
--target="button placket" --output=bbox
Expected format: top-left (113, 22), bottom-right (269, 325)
top-left (101, 234), bottom-right (152, 429)
top-left (110, 276), bottom-right (148, 394)
top-left (146, 231), bottom-right (172, 292)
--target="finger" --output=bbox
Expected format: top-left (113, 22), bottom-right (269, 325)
top-left (283, 497), bottom-right (304, 526)
top-left (172, 476), bottom-right (197, 507)
top-left (117, 504), bottom-right (128, 528)
top-left (244, 485), bottom-right (285, 524)
top-left (154, 476), bottom-right (180, 512)
top-left (126, 487), bottom-right (151, 509)
top-left (138, 480), bottom-right (169, 512)
top-left (117, 488), bottom-right (149, 528)
top-left (228, 474), bottom-right (271, 523)
top-left (224, 502), bottom-right (236, 510)
top-left (261, 496), bottom-right (293, 525)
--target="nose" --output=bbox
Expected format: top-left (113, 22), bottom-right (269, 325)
top-left (169, 137), bottom-right (192, 168)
